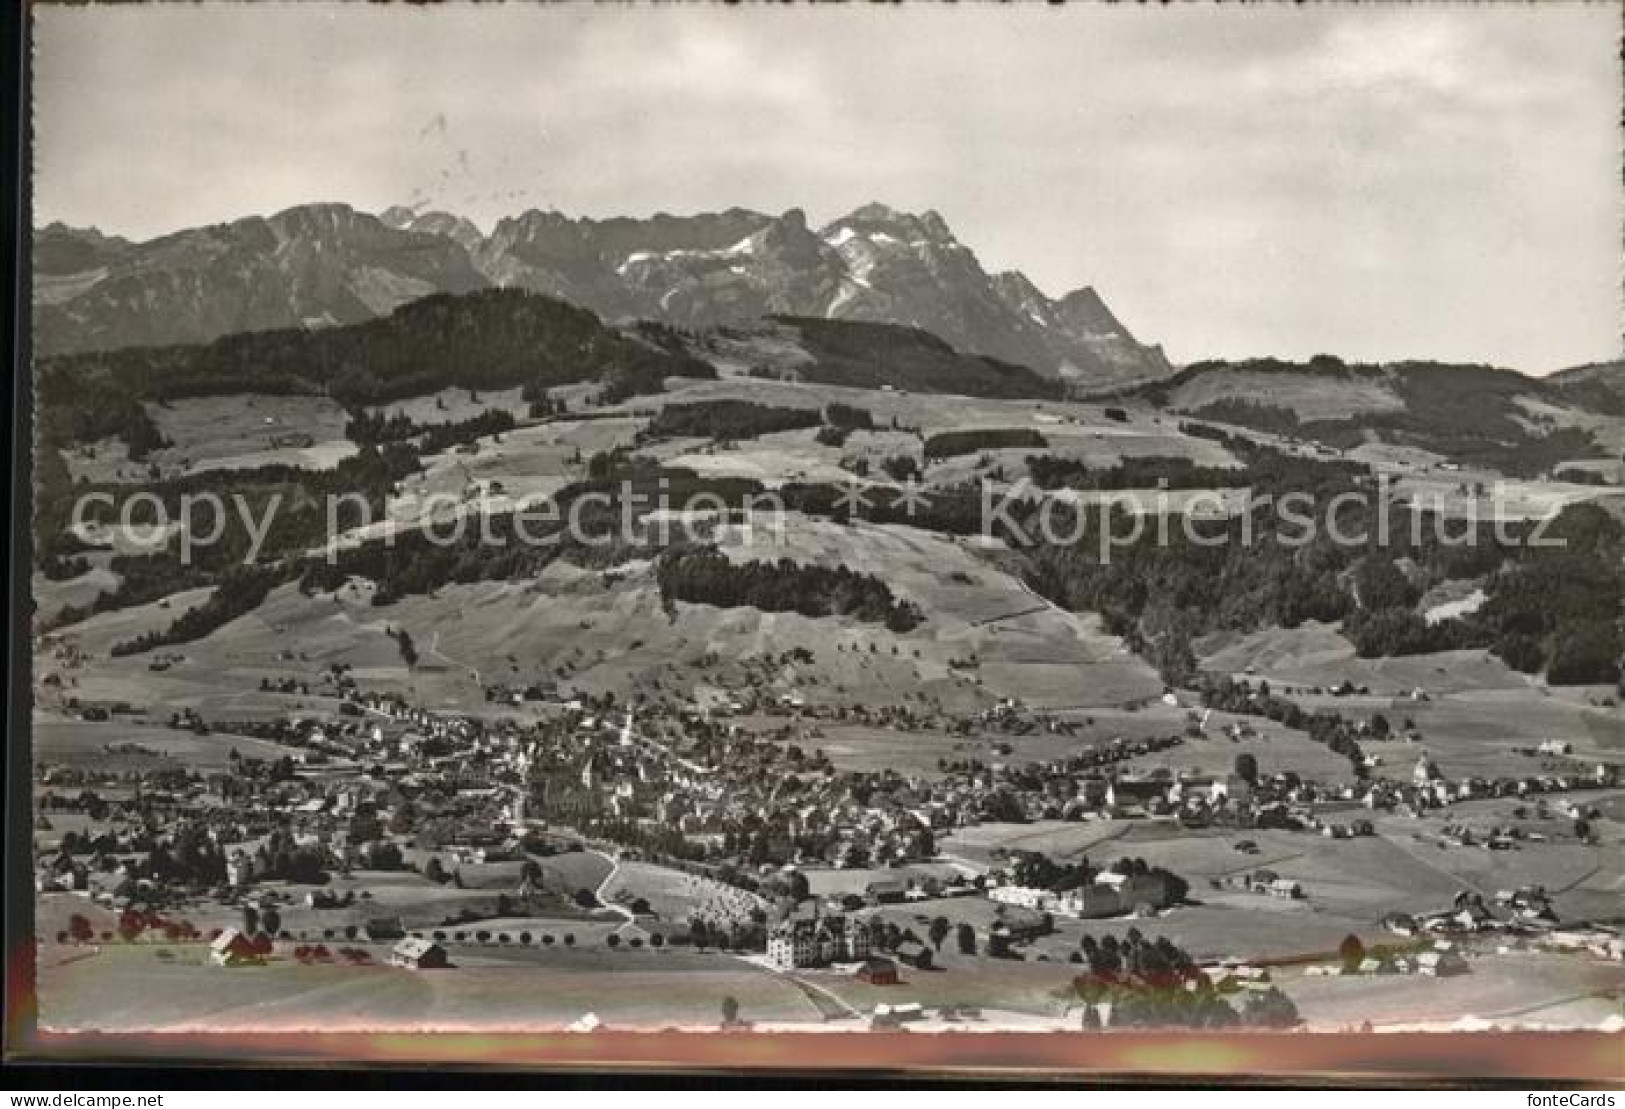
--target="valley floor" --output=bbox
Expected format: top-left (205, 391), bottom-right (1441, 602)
top-left (35, 938), bottom-right (1624, 1034)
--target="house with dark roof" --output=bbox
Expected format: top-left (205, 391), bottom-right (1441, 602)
top-left (389, 937), bottom-right (450, 969)
top-left (856, 955), bottom-right (899, 985)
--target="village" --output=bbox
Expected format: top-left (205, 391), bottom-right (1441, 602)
top-left (32, 652), bottom-right (1625, 1032)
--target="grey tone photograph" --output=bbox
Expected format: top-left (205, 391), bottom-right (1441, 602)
top-left (23, 0), bottom-right (1625, 1050)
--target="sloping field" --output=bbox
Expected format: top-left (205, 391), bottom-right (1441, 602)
top-left (33, 714), bottom-right (302, 772)
top-left (55, 392), bottom-right (355, 482)
top-left (646, 427), bottom-right (1238, 496)
top-left (40, 581), bottom-right (417, 722)
top-left (798, 863), bottom-right (966, 898)
top-left (1197, 622), bottom-right (1528, 696)
top-left (810, 723), bottom-right (1093, 778)
top-left (798, 958), bottom-right (1075, 1019)
top-left (1167, 369), bottom-right (1404, 422)
top-left (1347, 441), bottom-right (1452, 474)
top-left (33, 567), bottom-right (122, 624)
top-left (329, 416), bottom-right (644, 549)
top-left (59, 437), bottom-right (140, 485)
top-left (601, 860), bottom-right (766, 926)
top-left (940, 819), bottom-right (1134, 866)
top-left (699, 323), bottom-right (818, 378)
top-left (655, 429), bottom-right (859, 488)
top-left (65, 512), bottom-right (1157, 715)
top-left (528, 849), bottom-right (615, 903)
top-left (1125, 710), bottom-right (1350, 782)
top-left (1514, 394), bottom-right (1625, 457)
top-left (942, 808), bottom-right (1619, 961)
top-left (625, 377), bottom-right (1238, 468)
top-left (144, 394), bottom-right (357, 477)
top-left (43, 586), bottom-right (216, 659)
top-left (1556, 459), bottom-right (1625, 484)
top-left (715, 515), bottom-right (1162, 709)
top-left (1389, 475), bottom-right (1624, 522)
top-left (364, 386), bottom-right (529, 426)
top-left (807, 696), bottom-right (1344, 781)
top-left (1197, 622), bottom-right (1357, 680)
top-left (1011, 822), bottom-right (1469, 923)
top-left (1287, 687), bottom-right (1625, 780)
top-left (1382, 690), bottom-right (1624, 778)
top-left (1387, 801), bottom-right (1622, 920)
top-left (1257, 833), bottom-right (1476, 916)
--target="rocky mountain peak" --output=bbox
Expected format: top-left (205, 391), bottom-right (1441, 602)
top-left (918, 209), bottom-right (954, 242)
top-left (826, 202), bottom-right (960, 246)
top-left (1054, 286), bottom-right (1127, 338)
top-left (388, 208), bottom-right (486, 253)
top-left (379, 205), bottom-right (417, 229)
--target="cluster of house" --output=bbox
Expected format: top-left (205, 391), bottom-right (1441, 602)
top-left (1304, 944), bottom-right (1472, 979)
top-left (1394, 753), bottom-right (1618, 808)
top-left (1216, 870), bottom-right (1305, 901)
top-left (986, 868), bottom-right (1183, 919)
top-left (1541, 926), bottom-right (1625, 963)
top-left (1054, 753), bottom-right (1614, 835)
top-left (33, 679), bottom-right (1619, 920)
top-left (33, 646), bottom-right (1625, 987)
top-left (1381, 889), bottom-right (1561, 940)
top-left (207, 926), bottom-right (452, 970)
top-left (1172, 753), bottom-right (1621, 833)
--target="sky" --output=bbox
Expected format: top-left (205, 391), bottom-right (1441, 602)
top-left (31, 2), bottom-right (1622, 374)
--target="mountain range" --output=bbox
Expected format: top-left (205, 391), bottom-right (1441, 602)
top-left (33, 201), bottom-right (1170, 389)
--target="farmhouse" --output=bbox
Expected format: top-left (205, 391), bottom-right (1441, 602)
top-left (1070, 885), bottom-right (1133, 918)
top-left (209, 928), bottom-right (260, 967)
top-left (1414, 950), bottom-right (1469, 978)
top-left (389, 937), bottom-right (450, 969)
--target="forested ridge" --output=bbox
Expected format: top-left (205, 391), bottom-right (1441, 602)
top-left (36, 289), bottom-right (715, 454)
